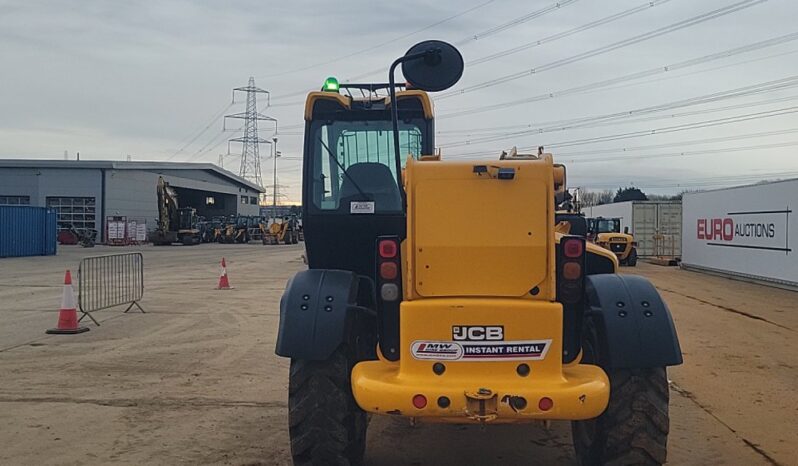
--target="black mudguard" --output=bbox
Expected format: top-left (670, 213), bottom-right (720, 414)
top-left (585, 274), bottom-right (683, 369)
top-left (275, 269), bottom-right (360, 361)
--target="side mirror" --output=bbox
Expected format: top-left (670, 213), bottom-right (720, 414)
top-left (401, 40), bottom-right (464, 92)
top-left (387, 40), bottom-right (464, 205)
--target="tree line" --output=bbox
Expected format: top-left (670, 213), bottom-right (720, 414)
top-left (579, 187), bottom-right (685, 207)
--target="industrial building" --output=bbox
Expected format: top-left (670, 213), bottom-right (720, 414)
top-left (0, 159), bottom-right (264, 241)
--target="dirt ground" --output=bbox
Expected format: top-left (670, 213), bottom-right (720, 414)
top-left (0, 244), bottom-right (795, 465)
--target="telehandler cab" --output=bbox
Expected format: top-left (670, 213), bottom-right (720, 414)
top-left (275, 41), bottom-right (682, 466)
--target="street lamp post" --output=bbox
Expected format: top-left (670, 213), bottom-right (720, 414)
top-left (272, 136), bottom-right (279, 218)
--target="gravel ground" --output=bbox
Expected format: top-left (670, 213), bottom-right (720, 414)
top-left (0, 244), bottom-right (794, 465)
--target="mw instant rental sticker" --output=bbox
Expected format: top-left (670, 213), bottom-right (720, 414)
top-left (411, 340), bottom-right (551, 361)
top-left (411, 341), bottom-right (463, 360)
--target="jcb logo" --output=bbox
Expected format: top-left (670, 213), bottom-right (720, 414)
top-left (452, 325), bottom-right (504, 341)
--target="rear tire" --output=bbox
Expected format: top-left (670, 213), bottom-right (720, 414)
top-left (572, 321), bottom-right (669, 465)
top-left (289, 347), bottom-right (367, 466)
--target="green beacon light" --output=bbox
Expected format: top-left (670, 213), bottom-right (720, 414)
top-left (322, 76), bottom-right (340, 92)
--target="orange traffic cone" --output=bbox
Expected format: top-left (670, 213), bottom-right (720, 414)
top-left (46, 270), bottom-right (89, 334)
top-left (216, 257), bottom-right (233, 290)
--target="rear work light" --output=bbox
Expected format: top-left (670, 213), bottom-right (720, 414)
top-left (381, 283), bottom-right (400, 301)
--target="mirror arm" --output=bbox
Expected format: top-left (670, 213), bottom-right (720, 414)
top-left (388, 50), bottom-right (432, 209)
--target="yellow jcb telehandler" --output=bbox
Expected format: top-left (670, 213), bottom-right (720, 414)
top-left (275, 41), bottom-right (681, 466)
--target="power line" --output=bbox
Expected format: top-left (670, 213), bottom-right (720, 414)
top-left (262, 0), bottom-right (496, 82)
top-left (446, 106), bottom-right (798, 158)
top-left (436, 0), bottom-right (768, 100)
top-left (579, 170), bottom-right (798, 189)
top-left (437, 93), bottom-right (798, 141)
top-left (545, 106), bottom-right (798, 149)
top-left (272, 0), bottom-right (582, 99)
top-left (269, 32), bottom-right (795, 125)
top-left (166, 101), bottom-right (236, 160)
top-left (440, 75), bottom-right (798, 148)
top-left (564, 139), bottom-right (798, 164)
top-left (438, 31), bottom-right (798, 119)
top-left (454, 0), bottom-right (581, 45)
top-left (468, 0), bottom-right (671, 67)
top-left (182, 125), bottom-right (244, 162)
top-left (557, 127), bottom-right (798, 156)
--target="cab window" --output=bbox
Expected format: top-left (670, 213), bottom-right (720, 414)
top-left (311, 119), bottom-right (423, 213)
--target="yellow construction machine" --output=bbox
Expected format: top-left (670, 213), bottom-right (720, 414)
top-left (275, 41), bottom-right (681, 465)
top-left (150, 176), bottom-right (200, 246)
top-left (588, 217), bottom-right (638, 266)
top-left (260, 217), bottom-right (299, 245)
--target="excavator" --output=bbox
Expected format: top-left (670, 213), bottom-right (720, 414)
top-left (150, 176), bottom-right (201, 245)
top-left (261, 216), bottom-right (299, 245)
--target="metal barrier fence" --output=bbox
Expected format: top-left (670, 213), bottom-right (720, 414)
top-left (78, 252), bottom-right (145, 325)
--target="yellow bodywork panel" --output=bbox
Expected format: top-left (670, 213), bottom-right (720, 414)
top-left (351, 298), bottom-right (610, 422)
top-left (324, 110), bottom-right (612, 423)
top-left (404, 156), bottom-right (555, 300)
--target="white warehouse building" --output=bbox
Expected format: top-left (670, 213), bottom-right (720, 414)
top-left (0, 159), bottom-right (264, 241)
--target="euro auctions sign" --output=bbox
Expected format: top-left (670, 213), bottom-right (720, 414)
top-left (682, 179), bottom-right (797, 287)
top-left (696, 212), bottom-right (789, 252)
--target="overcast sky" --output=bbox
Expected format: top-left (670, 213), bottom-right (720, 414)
top-left (2, 0), bottom-right (797, 201)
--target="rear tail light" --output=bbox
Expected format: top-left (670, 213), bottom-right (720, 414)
top-left (412, 394), bottom-right (427, 409)
top-left (562, 262), bottom-right (581, 280)
top-left (538, 397), bottom-right (554, 411)
top-left (376, 236), bottom-right (402, 359)
top-left (563, 238), bottom-right (583, 258)
top-left (379, 240), bottom-right (397, 258)
top-left (380, 262), bottom-right (398, 280)
top-left (376, 237), bottom-right (402, 300)
top-left (558, 236), bottom-right (585, 304)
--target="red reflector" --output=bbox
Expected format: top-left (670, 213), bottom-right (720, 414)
top-left (563, 239), bottom-right (583, 258)
top-left (562, 262), bottom-right (581, 280)
top-left (380, 261), bottom-right (398, 280)
top-left (412, 394), bottom-right (427, 409)
top-left (538, 397), bottom-right (554, 411)
top-left (379, 240), bottom-right (397, 258)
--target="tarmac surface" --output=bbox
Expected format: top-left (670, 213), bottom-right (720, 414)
top-left (0, 244), bottom-right (795, 465)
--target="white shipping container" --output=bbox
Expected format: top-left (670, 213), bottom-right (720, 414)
top-left (584, 201), bottom-right (682, 257)
top-left (681, 179), bottom-right (798, 289)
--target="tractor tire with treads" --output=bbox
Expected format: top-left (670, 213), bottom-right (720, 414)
top-left (289, 347), bottom-right (367, 466)
top-left (572, 318), bottom-right (670, 465)
top-left (627, 248), bottom-right (638, 267)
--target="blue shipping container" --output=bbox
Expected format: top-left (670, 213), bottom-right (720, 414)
top-left (0, 206), bottom-right (58, 258)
